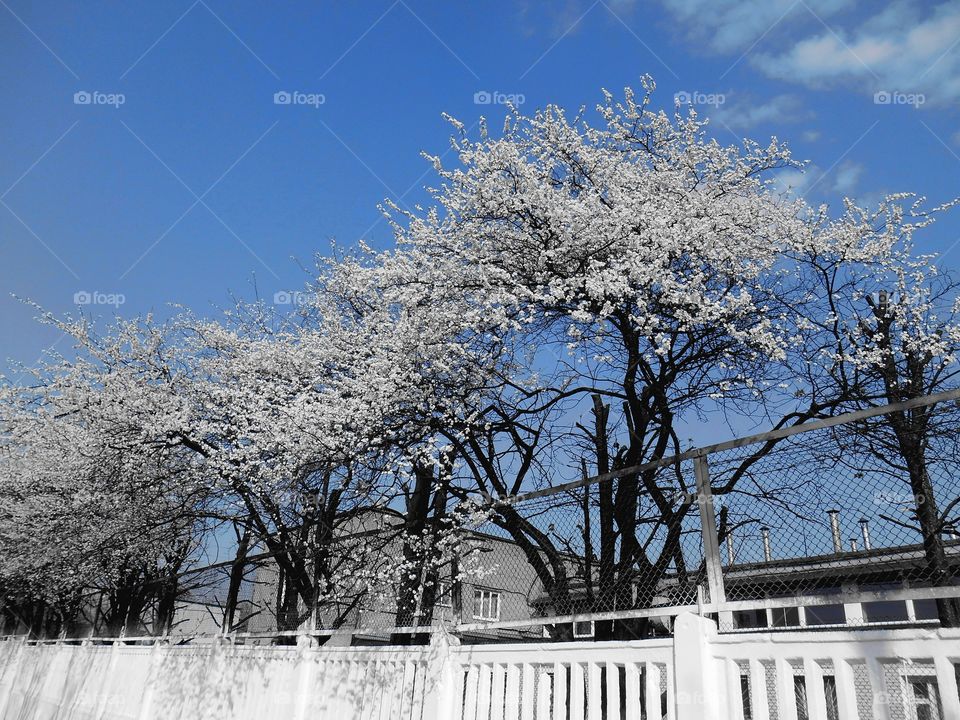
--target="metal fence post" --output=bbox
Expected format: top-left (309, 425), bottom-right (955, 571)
top-left (693, 453), bottom-right (728, 621)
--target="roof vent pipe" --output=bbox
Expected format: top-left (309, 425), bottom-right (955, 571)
top-left (827, 510), bottom-right (842, 553)
top-left (761, 527), bottom-right (772, 562)
top-left (859, 518), bottom-right (872, 551)
top-left (849, 538), bottom-right (858, 552)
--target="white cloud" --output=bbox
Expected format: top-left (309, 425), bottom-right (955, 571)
top-left (709, 93), bottom-right (813, 131)
top-left (952, 130), bottom-right (960, 147)
top-left (802, 129), bottom-right (822, 142)
top-left (657, 0), bottom-right (852, 53)
top-left (752, 2), bottom-right (960, 106)
top-left (771, 161), bottom-right (867, 202)
top-left (771, 165), bottom-right (818, 200)
top-left (654, 0), bottom-right (960, 106)
top-left (832, 160), bottom-right (863, 195)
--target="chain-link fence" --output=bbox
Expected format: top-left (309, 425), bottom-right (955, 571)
top-left (451, 390), bottom-right (960, 638)
top-left (707, 406), bottom-right (960, 632)
top-left (6, 391), bottom-right (960, 643)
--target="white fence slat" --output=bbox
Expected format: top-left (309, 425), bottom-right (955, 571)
top-left (477, 664), bottom-right (493, 720)
top-left (358, 659), bottom-right (380, 720)
top-left (664, 657), bottom-right (676, 720)
top-left (606, 662), bottom-right (621, 720)
top-left (553, 662), bottom-right (567, 720)
top-left (397, 660), bottom-right (416, 720)
top-left (357, 660), bottom-right (381, 720)
top-left (865, 658), bottom-right (891, 720)
top-left (450, 663), bottom-right (466, 720)
top-left (377, 659), bottom-right (394, 720)
top-left (331, 659), bottom-right (349, 717)
top-left (376, 660), bottom-right (394, 720)
top-left (570, 663), bottom-right (585, 719)
top-left (464, 665), bottom-right (480, 720)
top-left (521, 663), bottom-right (534, 720)
top-left (831, 658), bottom-right (859, 720)
top-left (328, 660), bottom-right (348, 718)
top-left (726, 659), bottom-right (745, 720)
top-left (775, 658), bottom-right (799, 720)
top-left (504, 664), bottom-right (521, 720)
top-left (413, 660), bottom-right (430, 720)
top-left (934, 656), bottom-right (960, 720)
top-left (392, 660), bottom-right (408, 719)
top-left (749, 660), bottom-right (770, 720)
top-left (491, 663), bottom-right (506, 720)
top-left (625, 662), bottom-right (641, 720)
top-left (644, 662), bottom-right (660, 720)
top-left (587, 662), bottom-right (602, 720)
top-left (803, 657), bottom-right (828, 720)
top-left (536, 669), bottom-right (551, 720)
top-left (94, 642), bottom-right (121, 719)
top-left (312, 658), bottom-right (329, 717)
top-left (345, 660), bottom-right (364, 718)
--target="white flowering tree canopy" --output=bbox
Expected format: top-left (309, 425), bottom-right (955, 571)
top-left (1, 79), bottom-right (958, 633)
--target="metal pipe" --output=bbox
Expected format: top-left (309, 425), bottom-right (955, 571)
top-left (849, 538), bottom-right (858, 552)
top-left (761, 527), bottom-right (772, 562)
top-left (859, 518), bottom-right (872, 550)
top-left (726, 532), bottom-right (735, 565)
top-left (827, 510), bottom-right (842, 553)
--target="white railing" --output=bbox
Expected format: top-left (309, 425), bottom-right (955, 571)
top-left (676, 614), bottom-right (960, 720)
top-left (1, 615), bottom-right (958, 719)
top-left (448, 638), bottom-right (675, 720)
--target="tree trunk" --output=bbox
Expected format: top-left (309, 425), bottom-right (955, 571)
top-left (896, 429), bottom-right (960, 627)
top-left (393, 460), bottom-right (434, 644)
top-left (222, 525), bottom-right (251, 633)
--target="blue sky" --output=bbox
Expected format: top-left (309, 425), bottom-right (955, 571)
top-left (2, 0), bottom-right (959, 382)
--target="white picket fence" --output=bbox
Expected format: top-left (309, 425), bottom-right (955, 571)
top-left (0, 614), bottom-right (958, 720)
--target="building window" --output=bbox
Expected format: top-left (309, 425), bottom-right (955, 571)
top-left (913, 599), bottom-right (940, 621)
top-left (771, 606), bottom-right (801, 627)
top-left (573, 620), bottom-right (594, 638)
top-left (863, 600), bottom-right (908, 623)
top-left (906, 676), bottom-right (942, 720)
top-left (734, 609), bottom-right (768, 629)
top-left (861, 583), bottom-right (909, 623)
top-left (435, 581), bottom-right (452, 608)
top-left (804, 604), bottom-right (845, 626)
top-left (473, 589), bottom-right (501, 621)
